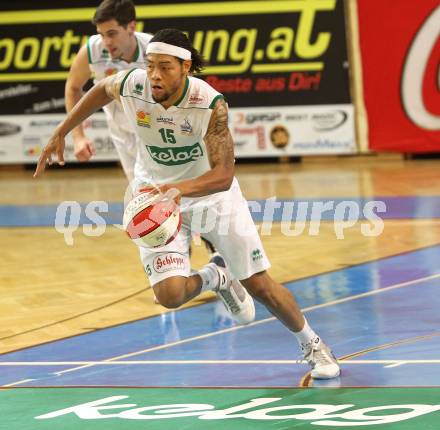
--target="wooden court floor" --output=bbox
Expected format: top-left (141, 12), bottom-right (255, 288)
top-left (1, 154), bottom-right (439, 354)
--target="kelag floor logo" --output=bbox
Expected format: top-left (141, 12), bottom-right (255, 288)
top-left (35, 395), bottom-right (440, 426)
top-left (2, 387), bottom-right (440, 429)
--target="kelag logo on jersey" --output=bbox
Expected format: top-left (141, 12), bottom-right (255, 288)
top-left (146, 142), bottom-right (203, 165)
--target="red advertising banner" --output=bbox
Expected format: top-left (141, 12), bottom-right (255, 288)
top-left (357, 1), bottom-right (440, 152)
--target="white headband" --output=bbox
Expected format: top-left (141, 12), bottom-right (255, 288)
top-left (146, 42), bottom-right (191, 61)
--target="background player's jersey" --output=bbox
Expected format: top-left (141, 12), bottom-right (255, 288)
top-left (87, 32), bottom-right (152, 133)
top-left (120, 70), bottom-right (225, 185)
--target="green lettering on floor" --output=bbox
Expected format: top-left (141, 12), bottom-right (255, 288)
top-left (1, 387), bottom-right (440, 429)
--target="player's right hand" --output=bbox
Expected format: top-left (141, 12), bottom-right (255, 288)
top-left (33, 132), bottom-right (65, 178)
top-left (74, 136), bottom-right (96, 161)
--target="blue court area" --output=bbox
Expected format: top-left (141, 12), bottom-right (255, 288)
top-left (0, 195), bottom-right (439, 226)
top-left (2, 245), bottom-right (439, 388)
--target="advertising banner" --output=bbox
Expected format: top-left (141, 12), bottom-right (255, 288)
top-left (0, 0), bottom-right (355, 162)
top-left (0, 114), bottom-right (115, 163)
top-left (230, 104), bottom-right (354, 156)
top-left (357, 1), bottom-right (440, 152)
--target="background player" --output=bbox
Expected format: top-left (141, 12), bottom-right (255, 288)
top-left (65, 0), bottom-right (152, 182)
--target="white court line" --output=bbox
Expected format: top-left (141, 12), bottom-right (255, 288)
top-left (384, 361), bottom-right (408, 368)
top-left (53, 323), bottom-right (259, 376)
top-left (1, 359), bottom-right (440, 366)
top-left (54, 272), bottom-right (440, 376)
top-left (12, 272), bottom-right (440, 380)
top-left (2, 379), bottom-right (35, 387)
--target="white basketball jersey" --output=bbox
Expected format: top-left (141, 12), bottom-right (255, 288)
top-left (120, 70), bottom-right (225, 185)
top-left (87, 32), bottom-right (153, 131)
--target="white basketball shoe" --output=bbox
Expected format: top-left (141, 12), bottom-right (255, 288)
top-left (210, 254), bottom-right (255, 325)
top-left (302, 336), bottom-right (341, 379)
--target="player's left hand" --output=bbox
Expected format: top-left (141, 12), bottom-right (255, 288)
top-left (33, 132), bottom-right (66, 178)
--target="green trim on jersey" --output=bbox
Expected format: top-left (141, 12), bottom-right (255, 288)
top-left (121, 95), bottom-right (157, 104)
top-left (120, 94), bottom-right (213, 109)
top-left (173, 77), bottom-right (189, 107)
top-left (86, 38), bottom-right (92, 64)
top-left (119, 68), bottom-right (138, 96)
top-left (120, 74), bottom-right (220, 109)
top-left (208, 94), bottom-right (225, 109)
top-left (131, 38), bottom-right (140, 63)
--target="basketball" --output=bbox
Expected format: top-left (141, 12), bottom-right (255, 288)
top-left (123, 190), bottom-right (182, 248)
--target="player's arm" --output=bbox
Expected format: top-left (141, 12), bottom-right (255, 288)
top-left (162, 98), bottom-right (235, 197)
top-left (34, 71), bottom-right (125, 177)
top-left (65, 45), bottom-right (92, 143)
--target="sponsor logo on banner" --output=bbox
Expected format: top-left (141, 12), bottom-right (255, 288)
top-left (29, 120), bottom-right (60, 128)
top-left (25, 98), bottom-right (65, 114)
top-left (146, 142), bottom-right (204, 166)
top-left (92, 136), bottom-right (115, 153)
top-left (136, 110), bottom-right (151, 128)
top-left (235, 112), bottom-right (282, 125)
top-left (248, 113), bottom-right (282, 124)
top-left (401, 5), bottom-right (440, 130)
top-left (234, 112), bottom-right (246, 124)
top-left (153, 253), bottom-right (185, 273)
top-left (285, 113), bottom-right (308, 121)
top-left (0, 122), bottom-right (21, 137)
top-left (234, 126), bottom-right (266, 149)
top-left (34, 395), bottom-right (440, 425)
top-left (23, 136), bottom-right (42, 156)
top-left (234, 140), bottom-right (248, 147)
top-left (0, 84), bottom-right (37, 100)
top-left (83, 119), bottom-right (108, 129)
top-left (283, 111), bottom-right (348, 131)
top-left (230, 106), bottom-right (355, 155)
top-left (288, 72), bottom-right (322, 91)
top-left (294, 139), bottom-right (353, 151)
top-left (270, 125), bottom-right (290, 149)
top-left (312, 110), bottom-right (348, 131)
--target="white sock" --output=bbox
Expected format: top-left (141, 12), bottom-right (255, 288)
top-left (198, 263), bottom-right (219, 293)
top-left (294, 318), bottom-right (319, 347)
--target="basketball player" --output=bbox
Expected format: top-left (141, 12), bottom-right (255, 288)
top-left (35, 29), bottom-right (340, 379)
top-left (65, 0), bottom-right (152, 182)
top-left (67, 0), bottom-right (216, 290)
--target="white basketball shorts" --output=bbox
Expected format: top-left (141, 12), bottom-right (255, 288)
top-left (139, 180), bottom-right (270, 286)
